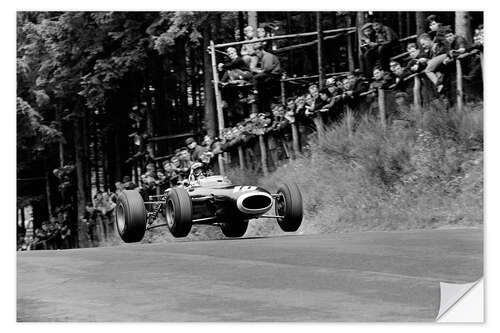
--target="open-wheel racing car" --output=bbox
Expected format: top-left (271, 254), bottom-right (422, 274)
top-left (114, 165), bottom-right (303, 242)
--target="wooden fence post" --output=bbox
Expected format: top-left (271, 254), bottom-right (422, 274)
top-left (280, 77), bottom-right (286, 105)
top-left (413, 76), bottom-right (421, 111)
top-left (209, 40), bottom-right (226, 175)
top-left (377, 88), bottom-right (386, 129)
top-left (345, 106), bottom-right (354, 137)
top-left (267, 135), bottom-right (277, 169)
top-left (316, 12), bottom-right (325, 88)
top-left (291, 122), bottom-right (300, 157)
top-left (237, 145), bottom-right (245, 170)
top-left (258, 134), bottom-right (269, 176)
top-left (313, 116), bottom-right (325, 142)
top-left (456, 59), bottom-right (464, 112)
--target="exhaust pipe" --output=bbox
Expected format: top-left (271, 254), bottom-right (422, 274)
top-left (236, 192), bottom-right (273, 215)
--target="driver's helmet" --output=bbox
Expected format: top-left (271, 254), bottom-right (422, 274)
top-left (190, 162), bottom-right (206, 180)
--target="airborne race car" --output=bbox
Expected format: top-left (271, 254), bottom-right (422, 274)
top-left (114, 166), bottom-right (303, 242)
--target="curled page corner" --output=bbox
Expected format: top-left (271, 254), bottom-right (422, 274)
top-left (436, 278), bottom-right (483, 322)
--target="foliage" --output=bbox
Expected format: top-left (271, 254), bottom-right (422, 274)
top-left (248, 104), bottom-right (483, 236)
top-left (17, 97), bottom-right (60, 165)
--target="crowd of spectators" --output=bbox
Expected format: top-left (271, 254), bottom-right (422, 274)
top-left (18, 212), bottom-right (73, 251)
top-left (218, 25), bottom-right (283, 115)
top-left (215, 16), bottom-right (483, 138)
top-left (114, 135), bottom-right (223, 202)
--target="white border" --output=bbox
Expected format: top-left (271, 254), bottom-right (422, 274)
top-left (3, 1), bottom-right (496, 332)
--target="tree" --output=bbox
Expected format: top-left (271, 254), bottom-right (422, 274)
top-left (455, 11), bottom-right (472, 43)
top-left (415, 12), bottom-right (426, 35)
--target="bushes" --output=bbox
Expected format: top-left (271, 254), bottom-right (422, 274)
top-left (242, 103), bottom-right (483, 236)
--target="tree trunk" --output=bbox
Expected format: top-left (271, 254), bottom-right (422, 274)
top-left (398, 12), bottom-right (404, 37)
top-left (73, 105), bottom-right (88, 248)
top-left (202, 19), bottom-right (217, 137)
top-left (82, 108), bottom-right (91, 200)
top-left (174, 37), bottom-right (189, 129)
top-left (91, 114), bottom-right (100, 192)
top-left (416, 12), bottom-right (426, 36)
top-left (356, 12), bottom-right (366, 73)
top-left (286, 12), bottom-right (294, 72)
top-left (455, 11), bottom-right (472, 43)
top-left (248, 11), bottom-right (258, 30)
top-left (316, 12), bottom-right (325, 89)
top-left (406, 12), bottom-right (411, 36)
top-left (55, 103), bottom-right (64, 168)
top-left (44, 162), bottom-right (52, 218)
top-left (346, 14), bottom-right (356, 71)
top-left (238, 11), bottom-right (245, 40)
top-left (144, 71), bottom-right (155, 156)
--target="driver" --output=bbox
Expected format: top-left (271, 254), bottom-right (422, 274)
top-left (190, 161), bottom-right (213, 181)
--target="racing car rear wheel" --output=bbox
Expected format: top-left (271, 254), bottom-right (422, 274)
top-left (115, 190), bottom-right (147, 243)
top-left (165, 187), bottom-right (192, 238)
top-left (220, 220), bottom-right (248, 238)
top-left (275, 182), bottom-right (303, 232)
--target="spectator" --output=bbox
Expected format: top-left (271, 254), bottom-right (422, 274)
top-left (389, 60), bottom-right (411, 92)
top-left (256, 27), bottom-right (271, 51)
top-left (123, 176), bottom-right (137, 190)
top-left (443, 28), bottom-right (468, 65)
top-left (404, 42), bottom-right (439, 104)
top-left (240, 26), bottom-right (259, 72)
top-left (115, 181), bottom-right (124, 195)
top-left (163, 160), bottom-right (181, 188)
top-left (252, 44), bottom-right (282, 113)
top-left (203, 134), bottom-right (222, 156)
top-left (324, 78), bottom-right (345, 121)
top-left (186, 137), bottom-right (206, 162)
top-left (370, 66), bottom-right (393, 90)
top-left (32, 226), bottom-right (48, 250)
top-left (405, 43), bottom-right (427, 73)
top-left (342, 70), bottom-right (371, 114)
top-left (285, 97), bottom-right (297, 123)
top-left (102, 192), bottom-right (116, 238)
top-left (471, 25), bottom-right (483, 52)
top-left (372, 21), bottom-right (400, 71)
top-left (140, 163), bottom-right (159, 198)
top-left (418, 33), bottom-right (449, 93)
top-left (218, 47), bottom-right (252, 85)
top-left (82, 202), bottom-right (98, 247)
top-left (360, 23), bottom-right (378, 75)
top-left (178, 147), bottom-right (193, 179)
top-left (317, 88), bottom-right (332, 123)
top-left (59, 221), bottom-right (72, 249)
top-left (427, 14), bottom-right (441, 39)
top-left (93, 191), bottom-right (108, 240)
top-left (45, 221), bottom-right (60, 250)
top-left (445, 28), bottom-right (468, 55)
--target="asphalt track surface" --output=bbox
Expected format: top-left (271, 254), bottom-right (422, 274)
top-left (17, 228), bottom-right (482, 322)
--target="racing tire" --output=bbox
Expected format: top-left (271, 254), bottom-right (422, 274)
top-left (165, 187), bottom-right (192, 238)
top-left (275, 182), bottom-right (303, 232)
top-left (115, 190), bottom-right (147, 243)
top-left (220, 220), bottom-right (249, 238)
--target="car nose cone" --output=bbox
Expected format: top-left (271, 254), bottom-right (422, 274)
top-left (236, 192), bottom-right (273, 215)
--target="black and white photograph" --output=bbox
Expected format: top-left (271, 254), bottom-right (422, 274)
top-left (14, 7), bottom-right (486, 323)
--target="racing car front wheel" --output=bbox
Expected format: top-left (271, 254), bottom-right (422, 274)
top-left (115, 190), bottom-right (147, 243)
top-left (275, 182), bottom-right (303, 232)
top-left (220, 220), bottom-right (248, 238)
top-left (165, 187), bottom-right (192, 238)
